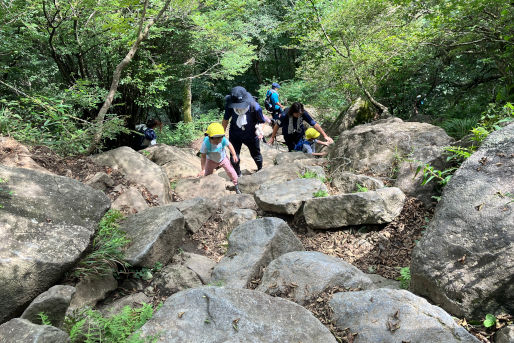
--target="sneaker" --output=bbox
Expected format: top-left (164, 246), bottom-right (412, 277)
top-left (235, 184), bottom-right (242, 194)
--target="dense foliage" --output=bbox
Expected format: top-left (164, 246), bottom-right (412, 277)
top-left (1, 0), bottom-right (512, 153)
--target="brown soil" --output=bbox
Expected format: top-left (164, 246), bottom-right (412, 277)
top-left (297, 197), bottom-right (432, 280)
top-left (187, 197), bottom-right (432, 280)
top-left (24, 145), bottom-right (161, 208)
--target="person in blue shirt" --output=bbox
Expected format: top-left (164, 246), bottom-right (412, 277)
top-left (268, 102), bottom-right (334, 151)
top-left (301, 127), bottom-right (330, 156)
top-left (266, 82), bottom-right (284, 121)
top-left (198, 123), bottom-right (241, 194)
top-left (222, 86), bottom-right (266, 176)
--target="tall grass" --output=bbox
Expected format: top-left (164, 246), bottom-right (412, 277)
top-left (73, 209), bottom-right (130, 280)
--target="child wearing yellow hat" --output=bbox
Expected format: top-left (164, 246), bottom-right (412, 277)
top-left (302, 128), bottom-right (330, 156)
top-left (198, 123), bottom-right (241, 194)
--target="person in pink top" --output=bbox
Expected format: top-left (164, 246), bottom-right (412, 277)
top-left (198, 123), bottom-right (241, 194)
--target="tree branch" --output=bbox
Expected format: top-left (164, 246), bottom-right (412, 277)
top-left (86, 0), bottom-right (173, 154)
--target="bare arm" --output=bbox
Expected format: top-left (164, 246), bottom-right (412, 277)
top-left (198, 153), bottom-right (206, 176)
top-left (222, 119), bottom-right (229, 131)
top-left (316, 140), bottom-right (331, 146)
top-left (313, 123), bottom-right (334, 144)
top-left (228, 142), bottom-right (238, 163)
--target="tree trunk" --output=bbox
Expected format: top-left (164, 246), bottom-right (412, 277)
top-left (182, 76), bottom-right (192, 123)
top-left (86, 0), bottom-right (171, 154)
top-left (252, 60), bottom-right (263, 84)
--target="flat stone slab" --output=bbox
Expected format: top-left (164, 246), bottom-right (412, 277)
top-left (330, 172), bottom-right (384, 193)
top-left (238, 164), bottom-right (302, 194)
top-left (175, 174), bottom-right (232, 200)
top-left (255, 178), bottom-right (327, 215)
top-left (139, 287), bottom-right (337, 343)
top-left (303, 187), bottom-right (406, 229)
top-left (143, 144), bottom-right (200, 180)
top-left (257, 251), bottom-right (374, 304)
top-left (329, 288), bottom-right (479, 343)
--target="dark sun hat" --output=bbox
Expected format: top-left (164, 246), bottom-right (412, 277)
top-left (227, 86), bottom-right (252, 109)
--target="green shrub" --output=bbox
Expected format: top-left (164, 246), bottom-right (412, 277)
top-left (158, 109), bottom-right (223, 147)
top-left (72, 209), bottom-right (130, 280)
top-left (440, 117), bottom-right (480, 139)
top-left (415, 103), bottom-right (513, 188)
top-left (313, 190), bottom-right (329, 198)
top-left (38, 312), bottom-right (52, 326)
top-left (397, 267), bottom-right (411, 289)
top-left (64, 303), bottom-right (160, 343)
top-left (355, 183), bottom-right (368, 192)
top-left (299, 170), bottom-right (326, 182)
top-left (0, 97), bottom-right (128, 155)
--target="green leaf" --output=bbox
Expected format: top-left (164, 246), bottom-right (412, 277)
top-left (483, 314), bottom-right (496, 328)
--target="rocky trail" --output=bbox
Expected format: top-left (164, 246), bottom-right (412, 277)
top-left (0, 118), bottom-right (512, 343)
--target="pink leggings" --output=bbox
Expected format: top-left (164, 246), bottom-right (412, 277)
top-left (205, 156), bottom-right (238, 185)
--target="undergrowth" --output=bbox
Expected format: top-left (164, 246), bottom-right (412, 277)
top-left (64, 303), bottom-right (161, 343)
top-left (72, 209), bottom-right (130, 280)
top-left (415, 103), bottom-right (513, 190)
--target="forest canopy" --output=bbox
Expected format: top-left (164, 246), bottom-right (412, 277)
top-left (1, 0), bottom-right (512, 153)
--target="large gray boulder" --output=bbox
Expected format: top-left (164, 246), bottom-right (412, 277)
top-left (303, 187), bottom-right (406, 229)
top-left (257, 251), bottom-right (374, 304)
top-left (331, 172), bottom-right (384, 193)
top-left (21, 285), bottom-right (75, 327)
top-left (218, 194), bottom-right (258, 214)
top-left (410, 123), bottom-right (514, 318)
top-left (172, 197), bottom-right (217, 233)
top-left (329, 288), bottom-right (479, 343)
top-left (238, 164), bottom-right (302, 194)
top-left (120, 205), bottom-right (185, 268)
top-left (0, 166), bottom-right (110, 323)
top-left (92, 146), bottom-right (172, 205)
top-left (175, 174), bottom-right (232, 200)
top-left (255, 178), bottom-right (327, 215)
top-left (274, 151), bottom-right (315, 165)
top-left (138, 287), bottom-right (337, 343)
top-left (329, 118), bottom-right (453, 205)
top-left (142, 144), bottom-right (200, 180)
top-left (211, 218), bottom-right (304, 288)
top-left (0, 318), bottom-right (70, 343)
